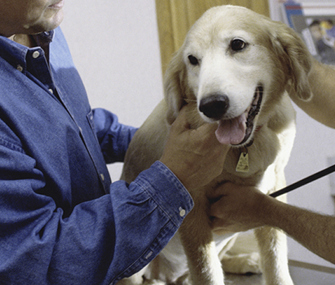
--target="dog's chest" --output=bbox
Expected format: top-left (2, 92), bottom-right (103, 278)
top-left (211, 126), bottom-right (281, 188)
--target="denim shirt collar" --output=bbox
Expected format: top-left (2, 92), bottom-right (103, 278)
top-left (0, 30), bottom-right (54, 73)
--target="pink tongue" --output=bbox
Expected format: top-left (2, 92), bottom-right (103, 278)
top-left (215, 113), bottom-right (247, 145)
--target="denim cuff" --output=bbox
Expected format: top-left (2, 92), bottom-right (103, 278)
top-left (135, 161), bottom-right (194, 227)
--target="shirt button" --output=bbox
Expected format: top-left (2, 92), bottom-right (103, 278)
top-left (17, 64), bottom-right (23, 72)
top-left (48, 88), bottom-right (54, 94)
top-left (32, 51), bottom-right (40, 58)
top-left (179, 207), bottom-right (186, 217)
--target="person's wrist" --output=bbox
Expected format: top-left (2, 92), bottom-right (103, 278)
top-left (256, 193), bottom-right (279, 227)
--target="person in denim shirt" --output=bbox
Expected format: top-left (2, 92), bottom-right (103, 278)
top-left (0, 1), bottom-right (230, 284)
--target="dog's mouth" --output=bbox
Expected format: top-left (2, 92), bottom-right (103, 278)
top-left (215, 86), bottom-right (263, 146)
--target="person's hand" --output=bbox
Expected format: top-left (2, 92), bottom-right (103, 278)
top-left (160, 106), bottom-right (230, 191)
top-left (208, 182), bottom-right (269, 232)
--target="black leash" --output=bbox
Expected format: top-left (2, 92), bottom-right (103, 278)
top-left (270, 164), bottom-right (335, 198)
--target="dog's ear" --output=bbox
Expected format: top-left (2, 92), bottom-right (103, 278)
top-left (163, 49), bottom-right (188, 124)
top-left (270, 22), bottom-right (313, 101)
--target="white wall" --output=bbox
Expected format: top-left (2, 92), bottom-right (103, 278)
top-left (62, 0), bottom-right (335, 268)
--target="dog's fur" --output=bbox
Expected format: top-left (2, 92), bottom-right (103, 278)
top-left (118, 5), bottom-right (312, 285)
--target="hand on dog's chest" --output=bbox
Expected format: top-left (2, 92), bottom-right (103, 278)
top-left (236, 151), bottom-right (249, 173)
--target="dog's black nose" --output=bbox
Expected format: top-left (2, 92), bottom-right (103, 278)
top-left (199, 94), bottom-right (229, 120)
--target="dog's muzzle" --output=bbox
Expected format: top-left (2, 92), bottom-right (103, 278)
top-left (198, 86), bottom-right (263, 146)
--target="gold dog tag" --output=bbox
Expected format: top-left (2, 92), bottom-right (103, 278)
top-left (236, 152), bottom-right (249, 173)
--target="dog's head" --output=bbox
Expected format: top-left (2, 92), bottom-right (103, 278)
top-left (164, 5), bottom-right (313, 147)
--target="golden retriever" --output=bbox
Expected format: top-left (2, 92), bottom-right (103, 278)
top-left (118, 5), bottom-right (312, 285)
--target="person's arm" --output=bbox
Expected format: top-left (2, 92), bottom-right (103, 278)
top-left (0, 135), bottom-right (191, 285)
top-left (209, 183), bottom-right (335, 264)
top-left (0, 106), bottom-right (229, 284)
top-left (93, 108), bottom-right (138, 163)
top-left (291, 58), bottom-right (335, 129)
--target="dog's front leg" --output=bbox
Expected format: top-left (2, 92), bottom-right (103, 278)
top-left (179, 192), bottom-right (224, 285)
top-left (255, 226), bottom-right (294, 285)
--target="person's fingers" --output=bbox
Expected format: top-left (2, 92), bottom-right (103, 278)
top-left (194, 120), bottom-right (219, 137)
top-left (207, 182), bottom-right (232, 200)
top-left (210, 217), bottom-right (225, 229)
top-left (173, 106), bottom-right (218, 136)
top-left (170, 106), bottom-right (191, 131)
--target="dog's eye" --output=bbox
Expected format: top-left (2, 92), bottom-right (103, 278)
top-left (230, 38), bottom-right (247, 51)
top-left (188, 55), bottom-right (199, 66)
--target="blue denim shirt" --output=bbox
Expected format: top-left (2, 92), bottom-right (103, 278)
top-left (0, 28), bottom-right (193, 284)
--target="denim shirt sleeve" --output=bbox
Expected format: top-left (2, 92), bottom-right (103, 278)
top-left (93, 108), bottom-right (138, 163)
top-left (0, 124), bottom-right (193, 284)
